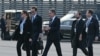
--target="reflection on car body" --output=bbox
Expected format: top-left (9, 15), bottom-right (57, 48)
top-left (60, 19), bottom-right (75, 39)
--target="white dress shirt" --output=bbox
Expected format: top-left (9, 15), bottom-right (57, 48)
top-left (20, 19), bottom-right (26, 34)
top-left (85, 16), bottom-right (92, 33)
top-left (51, 16), bottom-right (56, 23)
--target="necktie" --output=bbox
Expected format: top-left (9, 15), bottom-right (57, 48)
top-left (86, 19), bottom-right (90, 27)
top-left (75, 20), bottom-right (79, 28)
top-left (32, 16), bottom-right (35, 23)
top-left (74, 20), bottom-right (79, 33)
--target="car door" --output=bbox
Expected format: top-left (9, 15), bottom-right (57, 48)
top-left (60, 20), bottom-right (73, 38)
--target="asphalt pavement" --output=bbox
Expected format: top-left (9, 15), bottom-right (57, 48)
top-left (0, 39), bottom-right (100, 56)
top-left (0, 31), bottom-right (100, 56)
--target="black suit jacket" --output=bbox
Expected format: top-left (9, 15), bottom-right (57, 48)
top-left (84, 17), bottom-right (99, 39)
top-left (12, 18), bottom-right (32, 40)
top-left (47, 17), bottom-right (60, 41)
top-left (0, 18), bottom-right (6, 31)
top-left (31, 15), bottom-right (42, 34)
top-left (71, 18), bottom-right (85, 48)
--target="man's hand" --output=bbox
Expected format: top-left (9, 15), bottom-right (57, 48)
top-left (79, 34), bottom-right (82, 41)
top-left (29, 38), bottom-right (32, 42)
top-left (47, 26), bottom-right (51, 30)
top-left (39, 33), bottom-right (43, 38)
top-left (43, 26), bottom-right (51, 31)
top-left (42, 26), bottom-right (46, 31)
top-left (95, 36), bottom-right (99, 41)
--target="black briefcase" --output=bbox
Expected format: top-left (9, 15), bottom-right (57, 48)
top-left (22, 42), bottom-right (32, 51)
top-left (22, 38), bottom-right (44, 51)
top-left (37, 38), bottom-right (44, 50)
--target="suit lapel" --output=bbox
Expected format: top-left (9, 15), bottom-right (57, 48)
top-left (75, 20), bottom-right (79, 28)
top-left (22, 19), bottom-right (27, 30)
top-left (31, 15), bottom-right (37, 23)
top-left (34, 15), bottom-right (37, 21)
top-left (88, 17), bottom-right (93, 27)
top-left (77, 19), bottom-right (82, 25)
top-left (50, 17), bottom-right (56, 25)
top-left (75, 19), bottom-right (82, 29)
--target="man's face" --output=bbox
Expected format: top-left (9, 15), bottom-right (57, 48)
top-left (31, 9), bottom-right (36, 15)
top-left (86, 11), bottom-right (90, 18)
top-left (75, 13), bottom-right (80, 19)
top-left (49, 11), bottom-right (54, 18)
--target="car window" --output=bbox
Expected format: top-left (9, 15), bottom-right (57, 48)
top-left (61, 20), bottom-right (73, 26)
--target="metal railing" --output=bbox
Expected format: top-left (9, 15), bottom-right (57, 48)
top-left (0, 0), bottom-right (100, 20)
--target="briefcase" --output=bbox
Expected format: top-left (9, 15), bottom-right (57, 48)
top-left (37, 38), bottom-right (44, 50)
top-left (22, 38), bottom-right (44, 51)
top-left (22, 42), bottom-right (32, 51)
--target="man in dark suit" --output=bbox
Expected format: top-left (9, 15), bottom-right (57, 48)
top-left (42, 9), bottom-right (62, 56)
top-left (71, 11), bottom-right (88, 56)
top-left (0, 14), bottom-right (6, 40)
top-left (30, 6), bottom-right (42, 56)
top-left (85, 10), bottom-right (99, 56)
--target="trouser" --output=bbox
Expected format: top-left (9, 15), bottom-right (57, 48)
top-left (86, 35), bottom-right (94, 56)
top-left (1, 30), bottom-right (6, 40)
top-left (32, 32), bottom-right (39, 56)
top-left (73, 47), bottom-right (88, 56)
top-left (17, 36), bottom-right (30, 56)
top-left (42, 39), bottom-right (62, 56)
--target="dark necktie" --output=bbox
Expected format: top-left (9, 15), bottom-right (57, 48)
top-left (75, 20), bottom-right (79, 28)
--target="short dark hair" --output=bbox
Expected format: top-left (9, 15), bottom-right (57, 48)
top-left (22, 10), bottom-right (28, 15)
top-left (31, 6), bottom-right (37, 11)
top-left (49, 9), bottom-right (56, 14)
top-left (22, 10), bottom-right (29, 18)
top-left (87, 10), bottom-right (93, 15)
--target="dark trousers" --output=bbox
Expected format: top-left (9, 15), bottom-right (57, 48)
top-left (42, 39), bottom-right (62, 56)
top-left (86, 35), bottom-right (94, 56)
top-left (73, 47), bottom-right (88, 56)
top-left (32, 32), bottom-right (39, 56)
top-left (87, 45), bottom-right (93, 56)
top-left (1, 30), bottom-right (6, 40)
top-left (16, 36), bottom-right (30, 56)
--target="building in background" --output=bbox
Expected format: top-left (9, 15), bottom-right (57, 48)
top-left (0, 0), bottom-right (100, 29)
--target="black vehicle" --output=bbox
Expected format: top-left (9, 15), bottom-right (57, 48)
top-left (60, 19), bottom-right (75, 39)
